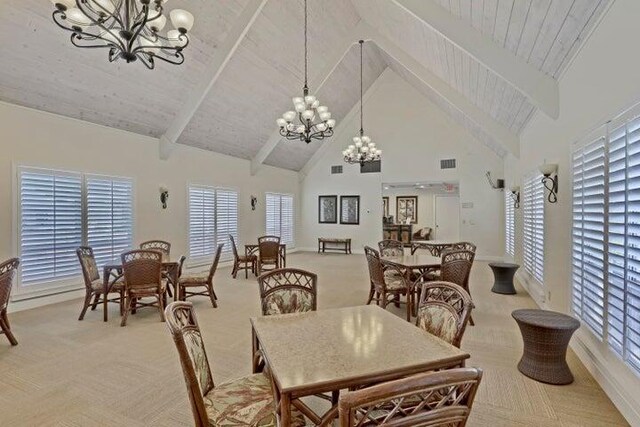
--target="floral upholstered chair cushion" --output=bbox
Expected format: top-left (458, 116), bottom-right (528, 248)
top-left (80, 254), bottom-right (100, 283)
top-left (263, 288), bottom-right (314, 315)
top-left (383, 274), bottom-right (408, 291)
top-left (180, 274), bottom-right (209, 285)
top-left (183, 329), bottom-right (213, 394)
top-left (204, 373), bottom-right (306, 427)
top-left (381, 247), bottom-right (404, 257)
top-left (416, 304), bottom-right (459, 345)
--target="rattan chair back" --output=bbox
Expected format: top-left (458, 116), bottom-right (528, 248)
top-left (207, 244), bottom-right (224, 283)
top-left (440, 249), bottom-right (474, 292)
top-left (229, 234), bottom-right (240, 261)
top-left (76, 246), bottom-right (100, 288)
top-left (258, 235), bottom-right (280, 263)
top-left (258, 268), bottom-right (317, 315)
top-left (364, 246), bottom-right (385, 291)
top-left (416, 281), bottom-right (474, 348)
top-left (0, 258), bottom-right (19, 312)
top-left (338, 367), bottom-right (483, 427)
top-left (121, 250), bottom-right (163, 293)
top-left (378, 239), bottom-right (404, 257)
top-left (140, 240), bottom-right (171, 261)
top-left (165, 301), bottom-right (214, 427)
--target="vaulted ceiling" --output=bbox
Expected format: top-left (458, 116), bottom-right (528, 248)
top-left (0, 0), bottom-right (610, 171)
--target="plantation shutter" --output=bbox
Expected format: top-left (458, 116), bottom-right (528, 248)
top-left (266, 193), bottom-right (280, 237)
top-left (19, 169), bottom-right (82, 285)
top-left (265, 193), bottom-right (294, 246)
top-left (505, 190), bottom-right (515, 257)
top-left (572, 138), bottom-right (606, 338)
top-left (86, 176), bottom-right (133, 268)
top-left (215, 189), bottom-right (238, 260)
top-left (189, 186), bottom-right (216, 259)
top-left (523, 173), bottom-right (544, 284)
top-left (280, 194), bottom-right (294, 246)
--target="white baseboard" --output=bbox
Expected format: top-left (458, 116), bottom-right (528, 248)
top-left (475, 255), bottom-right (503, 262)
top-left (8, 288), bottom-right (86, 313)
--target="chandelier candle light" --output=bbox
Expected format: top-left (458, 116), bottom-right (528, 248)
top-left (343, 40), bottom-right (382, 166)
top-left (277, 0), bottom-right (336, 143)
top-left (50, 0), bottom-right (194, 69)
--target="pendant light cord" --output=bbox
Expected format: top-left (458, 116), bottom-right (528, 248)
top-left (304, 0), bottom-right (308, 90)
top-left (359, 40), bottom-right (364, 135)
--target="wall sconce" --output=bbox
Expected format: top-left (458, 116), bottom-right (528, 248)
top-left (159, 186), bottom-right (169, 209)
top-left (251, 195), bottom-right (257, 211)
top-left (485, 171), bottom-right (505, 190)
top-left (510, 185), bottom-right (520, 209)
top-left (538, 162), bottom-right (558, 203)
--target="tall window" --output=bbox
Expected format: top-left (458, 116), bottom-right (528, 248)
top-left (266, 193), bottom-right (294, 246)
top-left (188, 185), bottom-right (238, 262)
top-left (572, 111), bottom-right (640, 374)
top-left (18, 168), bottom-right (133, 289)
top-left (523, 172), bottom-right (544, 284)
top-left (505, 190), bottom-right (515, 257)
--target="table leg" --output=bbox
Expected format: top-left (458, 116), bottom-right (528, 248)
top-left (280, 392), bottom-right (291, 427)
top-left (103, 279), bottom-right (109, 323)
top-left (251, 327), bottom-right (260, 373)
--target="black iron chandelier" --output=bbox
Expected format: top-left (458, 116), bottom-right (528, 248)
top-left (343, 40), bottom-right (382, 166)
top-left (50, 0), bottom-right (194, 69)
top-left (276, 0), bottom-right (336, 143)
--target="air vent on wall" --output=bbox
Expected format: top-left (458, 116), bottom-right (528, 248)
top-left (361, 160), bottom-right (381, 173)
top-left (331, 165), bottom-right (343, 174)
top-left (440, 159), bottom-right (456, 169)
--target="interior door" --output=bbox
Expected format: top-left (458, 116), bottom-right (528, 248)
top-left (434, 195), bottom-right (460, 241)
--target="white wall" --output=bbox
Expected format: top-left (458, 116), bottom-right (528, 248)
top-left (0, 101), bottom-right (300, 307)
top-left (503, 0), bottom-right (640, 423)
top-left (300, 69), bottom-right (504, 259)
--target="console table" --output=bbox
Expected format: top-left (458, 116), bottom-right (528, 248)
top-left (318, 238), bottom-right (352, 254)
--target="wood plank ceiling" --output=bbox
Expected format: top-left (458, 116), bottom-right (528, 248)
top-left (0, 0), bottom-right (610, 170)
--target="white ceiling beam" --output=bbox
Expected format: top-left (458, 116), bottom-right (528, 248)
top-left (387, 0), bottom-right (559, 120)
top-left (159, 0), bottom-right (267, 160)
top-left (250, 30), bottom-right (360, 175)
top-left (357, 23), bottom-right (519, 157)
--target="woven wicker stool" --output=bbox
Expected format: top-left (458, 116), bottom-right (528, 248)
top-left (489, 262), bottom-right (519, 294)
top-left (512, 309), bottom-right (580, 385)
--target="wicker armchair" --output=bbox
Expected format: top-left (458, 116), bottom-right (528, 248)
top-left (378, 239), bottom-right (404, 257)
top-left (440, 249), bottom-right (475, 326)
top-left (415, 281), bottom-right (474, 348)
top-left (0, 258), bottom-right (19, 346)
top-left (178, 244), bottom-right (223, 308)
top-left (165, 301), bottom-right (306, 427)
top-left (454, 241), bottom-right (477, 255)
top-left (139, 240), bottom-right (171, 261)
top-left (120, 250), bottom-right (165, 327)
top-left (257, 235), bottom-right (280, 274)
top-left (76, 247), bottom-right (124, 321)
top-left (365, 246), bottom-right (413, 321)
top-left (258, 268), bottom-right (317, 315)
top-left (338, 368), bottom-right (483, 427)
top-left (230, 235), bottom-right (256, 279)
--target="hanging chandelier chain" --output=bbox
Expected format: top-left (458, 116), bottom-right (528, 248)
top-left (304, 0), bottom-right (308, 90)
top-left (360, 40), bottom-right (364, 135)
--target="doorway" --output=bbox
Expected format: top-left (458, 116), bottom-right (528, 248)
top-left (434, 195), bottom-right (460, 241)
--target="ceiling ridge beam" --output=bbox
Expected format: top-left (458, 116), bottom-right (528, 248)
top-left (387, 0), bottom-right (559, 120)
top-left (159, 0), bottom-right (268, 160)
top-left (357, 22), bottom-right (519, 157)
top-left (299, 66), bottom-right (391, 180)
top-left (250, 28), bottom-right (360, 175)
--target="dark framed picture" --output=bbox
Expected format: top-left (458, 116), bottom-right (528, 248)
top-left (383, 197), bottom-right (389, 217)
top-left (396, 196), bottom-right (418, 224)
top-left (340, 195), bottom-right (360, 225)
top-left (318, 195), bottom-right (338, 224)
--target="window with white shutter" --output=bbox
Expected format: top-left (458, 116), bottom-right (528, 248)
top-left (266, 193), bottom-right (294, 246)
top-left (86, 176), bottom-right (133, 268)
top-left (523, 172), bottom-right (544, 285)
top-left (188, 185), bottom-right (238, 262)
top-left (572, 104), bottom-right (640, 376)
top-left (505, 190), bottom-right (515, 257)
top-left (19, 168), bottom-right (83, 285)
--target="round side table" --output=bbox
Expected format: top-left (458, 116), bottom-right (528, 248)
top-left (512, 309), bottom-right (580, 385)
top-left (489, 262), bottom-right (519, 294)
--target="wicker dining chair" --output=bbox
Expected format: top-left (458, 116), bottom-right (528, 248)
top-left (230, 235), bottom-right (256, 279)
top-left (76, 246), bottom-right (124, 321)
top-left (178, 244), bottom-right (223, 308)
top-left (440, 249), bottom-right (475, 326)
top-left (0, 258), bottom-right (20, 346)
top-left (257, 268), bottom-right (317, 315)
top-left (120, 249), bottom-right (165, 327)
top-left (257, 235), bottom-right (280, 274)
top-left (338, 368), bottom-right (483, 427)
top-left (378, 239), bottom-right (404, 257)
top-left (165, 301), bottom-right (306, 427)
top-left (365, 246), bottom-right (413, 321)
top-left (415, 281), bottom-right (474, 348)
top-left (140, 240), bottom-right (171, 261)
top-left (454, 241), bottom-right (477, 255)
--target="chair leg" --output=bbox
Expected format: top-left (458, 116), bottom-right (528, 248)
top-left (245, 261), bottom-right (249, 279)
top-left (90, 293), bottom-right (100, 311)
top-left (208, 285), bottom-right (217, 308)
top-left (131, 298), bottom-right (137, 314)
top-left (119, 290), bottom-right (125, 316)
top-left (158, 294), bottom-right (165, 322)
top-left (232, 261), bottom-right (238, 279)
top-left (469, 315), bottom-right (475, 326)
top-left (366, 287), bottom-right (374, 305)
top-left (406, 293), bottom-right (412, 322)
top-left (0, 310), bottom-right (18, 346)
top-left (78, 290), bottom-right (93, 321)
top-left (120, 297), bottom-right (132, 327)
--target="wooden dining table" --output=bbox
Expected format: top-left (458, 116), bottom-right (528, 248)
top-left (244, 243), bottom-right (287, 268)
top-left (410, 240), bottom-right (457, 255)
top-left (381, 253), bottom-right (441, 276)
top-left (101, 258), bottom-right (180, 322)
top-left (250, 305), bottom-right (469, 426)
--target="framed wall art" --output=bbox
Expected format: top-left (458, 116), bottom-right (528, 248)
top-left (396, 196), bottom-right (418, 224)
top-left (382, 196), bottom-right (389, 217)
top-left (318, 195), bottom-right (338, 224)
top-left (340, 195), bottom-right (360, 225)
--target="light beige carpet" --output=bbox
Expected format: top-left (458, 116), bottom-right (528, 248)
top-left (0, 252), bottom-right (628, 426)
